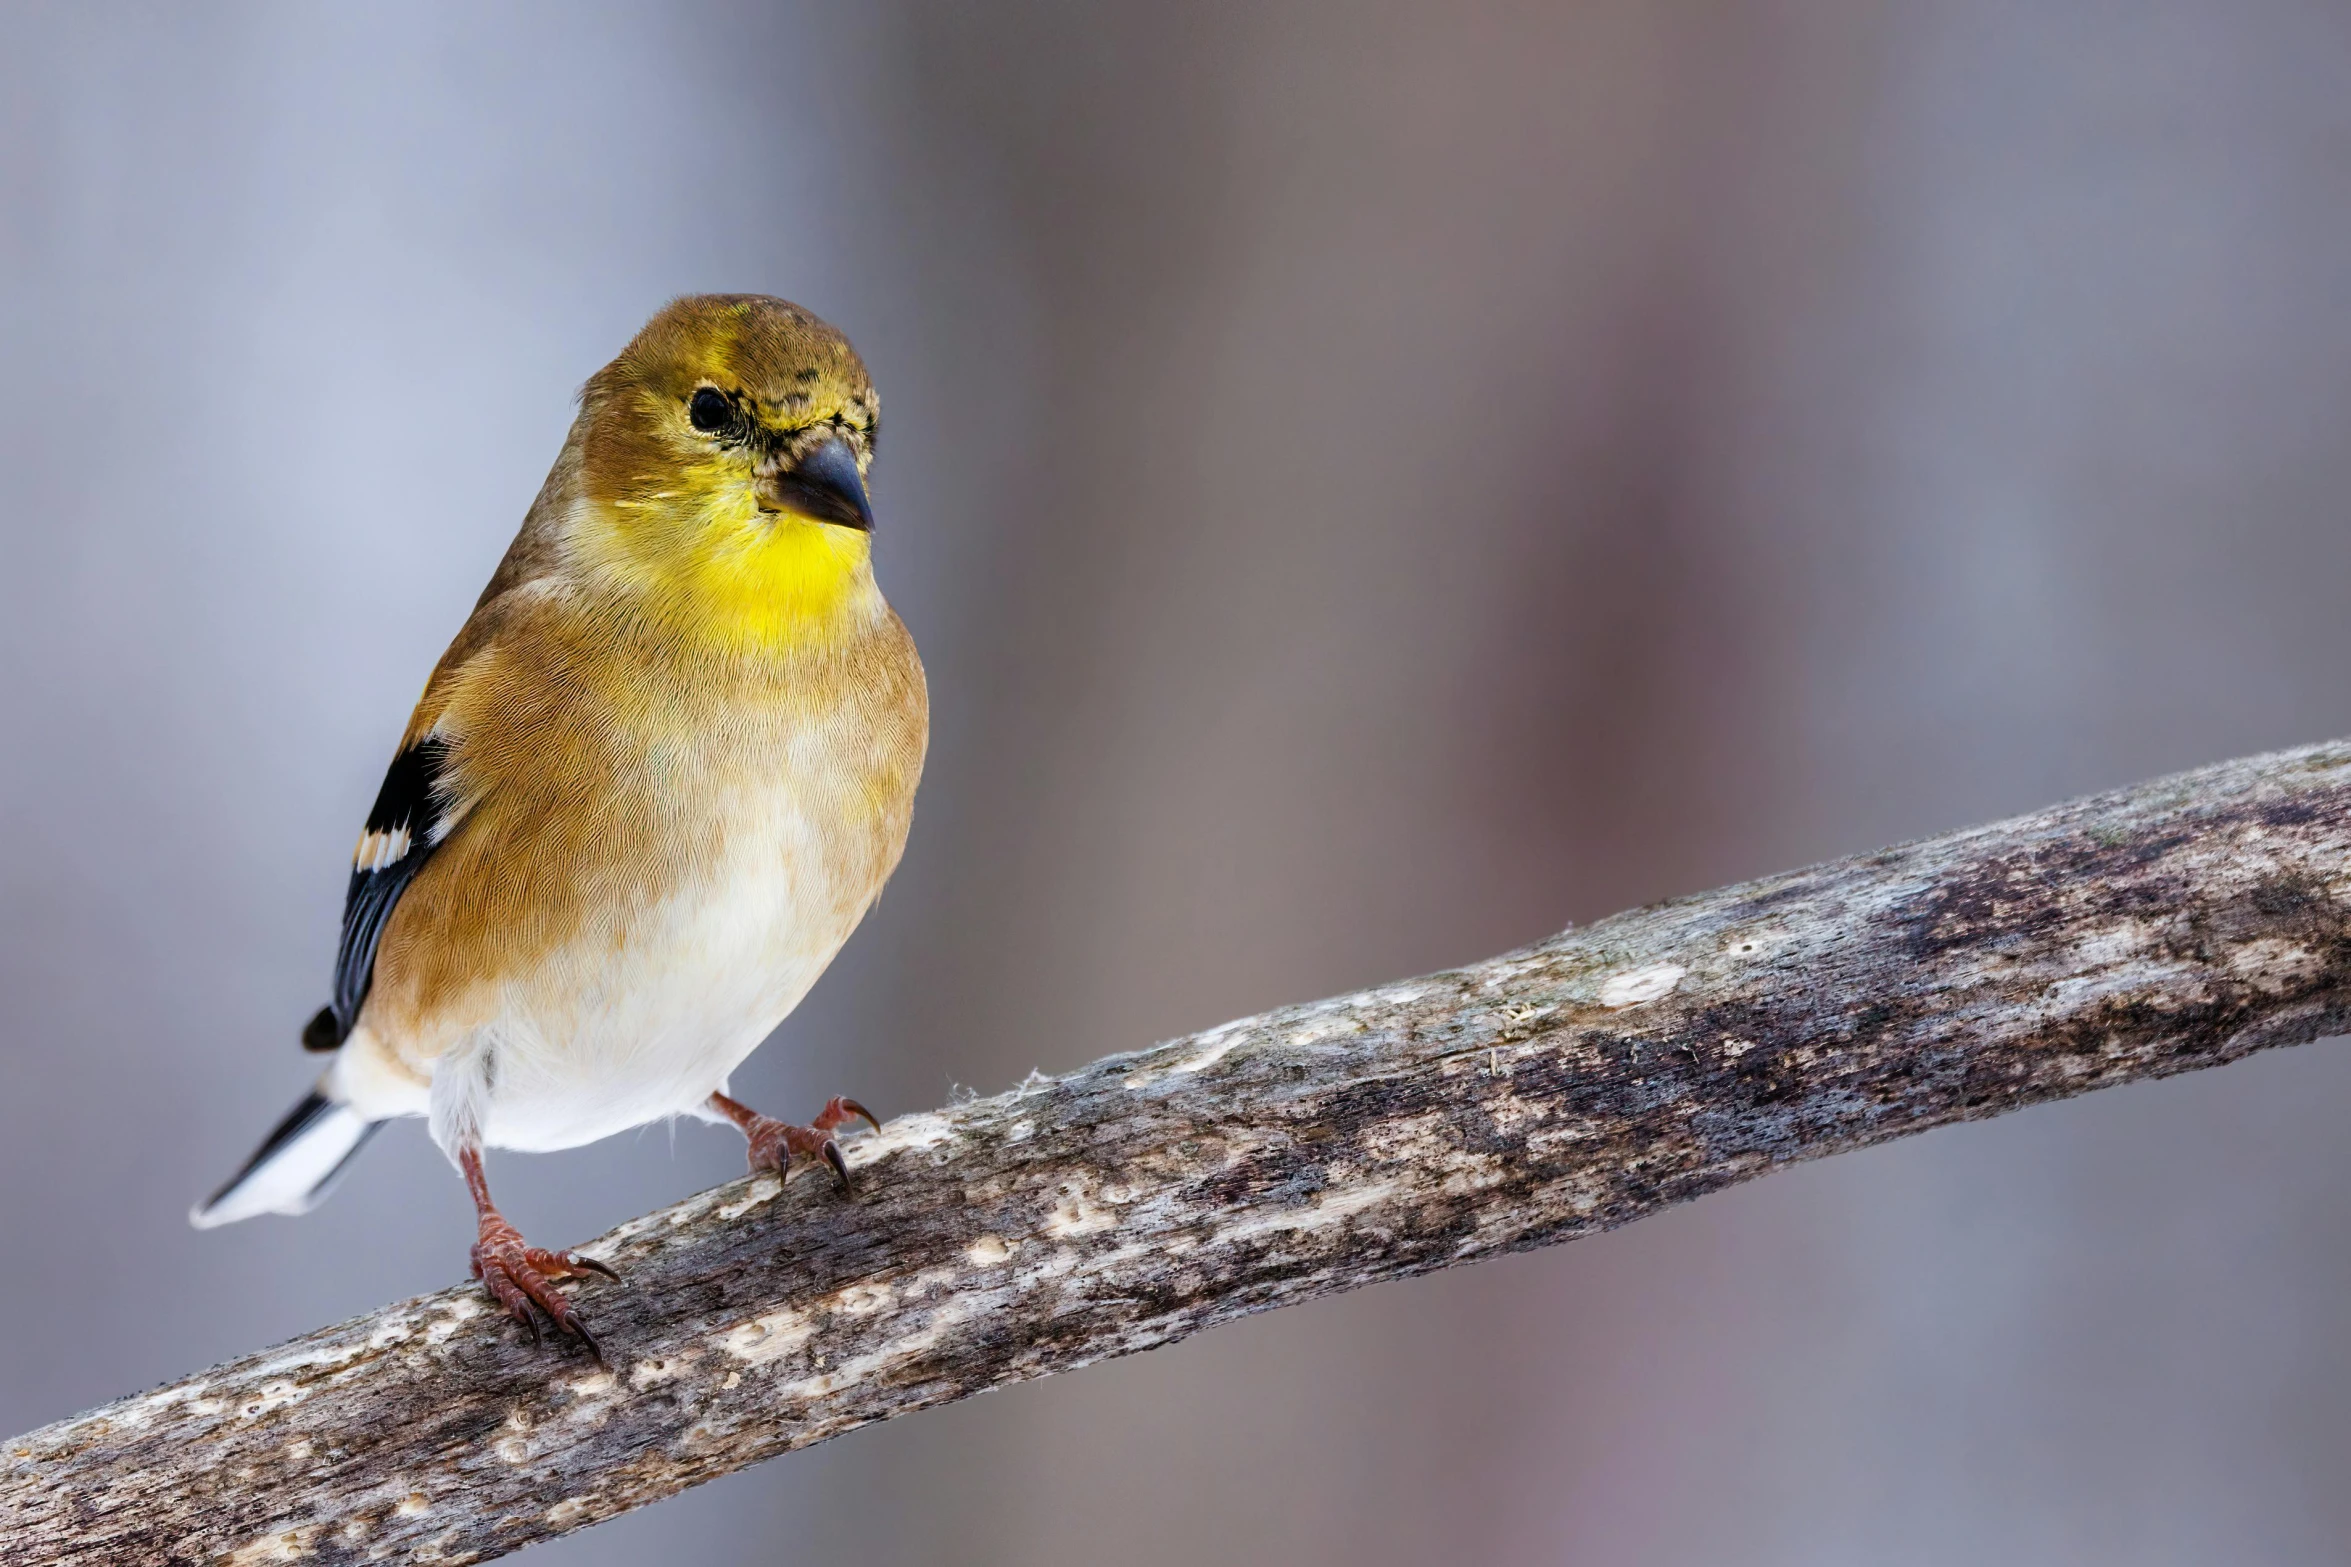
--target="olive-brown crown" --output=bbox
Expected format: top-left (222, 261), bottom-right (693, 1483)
top-left (576, 295), bottom-right (879, 509)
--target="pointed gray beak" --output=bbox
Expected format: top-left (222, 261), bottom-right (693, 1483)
top-left (759, 436), bottom-right (874, 532)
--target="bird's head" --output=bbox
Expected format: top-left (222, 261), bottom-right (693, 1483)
top-left (563, 295), bottom-right (885, 651)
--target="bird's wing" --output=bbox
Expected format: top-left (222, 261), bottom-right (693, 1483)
top-left (327, 733), bottom-right (463, 1040)
top-left (308, 600), bottom-right (515, 1052)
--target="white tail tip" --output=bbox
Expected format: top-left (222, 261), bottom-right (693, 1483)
top-left (191, 1091), bottom-right (380, 1228)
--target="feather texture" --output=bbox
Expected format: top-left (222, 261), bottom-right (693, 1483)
top-left (204, 294), bottom-right (926, 1227)
top-left (329, 734), bottom-right (462, 1041)
top-left (319, 296), bottom-right (928, 1157)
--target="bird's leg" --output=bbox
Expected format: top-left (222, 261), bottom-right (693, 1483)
top-left (460, 1145), bottom-right (616, 1357)
top-left (708, 1091), bottom-right (881, 1191)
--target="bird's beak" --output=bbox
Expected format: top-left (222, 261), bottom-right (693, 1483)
top-left (758, 436), bottom-right (875, 532)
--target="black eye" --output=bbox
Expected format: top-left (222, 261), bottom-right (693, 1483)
top-left (688, 387), bottom-right (732, 432)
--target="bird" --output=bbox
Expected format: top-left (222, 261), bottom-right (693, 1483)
top-left (191, 295), bottom-right (928, 1355)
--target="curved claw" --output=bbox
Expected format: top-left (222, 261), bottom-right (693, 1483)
top-left (568, 1253), bottom-right (622, 1283)
top-left (484, 1269), bottom-right (546, 1343)
top-left (567, 1315), bottom-right (608, 1367)
top-left (721, 1093), bottom-right (880, 1197)
top-left (474, 1237), bottom-right (608, 1359)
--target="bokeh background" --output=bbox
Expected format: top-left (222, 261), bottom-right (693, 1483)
top-left (7, 3), bottom-right (2351, 1562)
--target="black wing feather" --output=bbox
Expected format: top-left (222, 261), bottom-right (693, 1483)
top-left (316, 736), bottom-right (456, 1047)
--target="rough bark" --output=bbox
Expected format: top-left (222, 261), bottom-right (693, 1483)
top-left (11, 740), bottom-right (2351, 1565)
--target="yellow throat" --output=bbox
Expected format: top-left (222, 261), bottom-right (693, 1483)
top-left (573, 488), bottom-right (882, 655)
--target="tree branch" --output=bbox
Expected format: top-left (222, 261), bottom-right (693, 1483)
top-left (12, 741), bottom-right (2351, 1565)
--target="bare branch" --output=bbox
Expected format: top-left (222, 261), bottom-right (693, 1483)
top-left (10, 741), bottom-right (2351, 1565)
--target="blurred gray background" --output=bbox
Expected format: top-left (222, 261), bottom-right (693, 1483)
top-left (6, 3), bottom-right (2351, 1562)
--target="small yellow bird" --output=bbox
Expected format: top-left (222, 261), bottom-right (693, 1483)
top-left (193, 296), bottom-right (928, 1353)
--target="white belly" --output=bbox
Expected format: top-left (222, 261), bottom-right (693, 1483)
top-left (472, 859), bottom-right (854, 1151)
top-left (336, 775), bottom-right (882, 1155)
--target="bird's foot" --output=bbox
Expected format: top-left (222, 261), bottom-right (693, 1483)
top-left (739, 1095), bottom-right (881, 1190)
top-left (469, 1211), bottom-right (617, 1359)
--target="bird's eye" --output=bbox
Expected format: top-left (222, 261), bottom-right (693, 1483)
top-left (688, 387), bottom-right (732, 433)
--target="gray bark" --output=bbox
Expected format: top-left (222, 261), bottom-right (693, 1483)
top-left (10, 740), bottom-right (2351, 1565)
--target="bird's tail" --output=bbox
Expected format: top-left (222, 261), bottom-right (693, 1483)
top-left (189, 1087), bottom-right (382, 1228)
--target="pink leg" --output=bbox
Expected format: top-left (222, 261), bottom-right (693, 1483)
top-left (708, 1092), bottom-right (881, 1191)
top-left (461, 1145), bottom-right (617, 1358)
